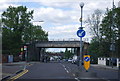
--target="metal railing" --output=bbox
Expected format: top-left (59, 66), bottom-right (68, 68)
top-left (49, 38), bottom-right (89, 42)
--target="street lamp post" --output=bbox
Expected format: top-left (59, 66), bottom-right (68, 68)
top-left (79, 2), bottom-right (84, 69)
top-left (80, 2), bottom-right (84, 29)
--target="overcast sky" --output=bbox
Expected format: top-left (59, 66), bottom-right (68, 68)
top-left (0, 0), bottom-right (120, 52)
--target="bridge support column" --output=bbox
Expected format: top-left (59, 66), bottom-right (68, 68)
top-left (77, 47), bottom-right (80, 56)
top-left (77, 47), bottom-right (80, 66)
top-left (34, 47), bottom-right (39, 61)
top-left (39, 48), bottom-right (46, 62)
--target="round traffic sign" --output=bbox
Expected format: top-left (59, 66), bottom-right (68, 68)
top-left (84, 57), bottom-right (90, 62)
top-left (77, 29), bottom-right (86, 38)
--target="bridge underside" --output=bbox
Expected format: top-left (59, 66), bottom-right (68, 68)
top-left (27, 41), bottom-right (89, 62)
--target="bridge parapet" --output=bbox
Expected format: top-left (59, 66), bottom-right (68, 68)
top-left (48, 38), bottom-right (89, 42)
top-left (49, 38), bottom-right (80, 41)
top-left (35, 41), bottom-right (89, 48)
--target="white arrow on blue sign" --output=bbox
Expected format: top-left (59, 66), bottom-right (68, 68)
top-left (77, 29), bottom-right (86, 38)
top-left (84, 57), bottom-right (90, 62)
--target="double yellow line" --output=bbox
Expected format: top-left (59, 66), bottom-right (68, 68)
top-left (7, 69), bottom-right (28, 81)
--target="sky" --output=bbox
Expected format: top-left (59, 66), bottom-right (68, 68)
top-left (0, 0), bottom-right (120, 52)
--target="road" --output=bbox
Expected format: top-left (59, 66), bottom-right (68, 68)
top-left (17, 62), bottom-right (74, 79)
top-left (10, 62), bottom-right (119, 81)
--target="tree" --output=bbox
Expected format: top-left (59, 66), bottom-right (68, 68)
top-left (100, 7), bottom-right (120, 57)
top-left (2, 6), bottom-right (33, 55)
top-left (22, 25), bottom-right (48, 43)
top-left (64, 48), bottom-right (72, 59)
top-left (86, 9), bottom-right (102, 41)
top-left (86, 9), bottom-right (103, 57)
top-left (2, 6), bottom-right (48, 56)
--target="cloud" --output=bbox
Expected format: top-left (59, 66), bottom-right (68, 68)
top-left (0, 1), bottom-right (20, 16)
top-left (1, 0), bottom-right (120, 43)
top-left (32, 7), bottom-right (79, 25)
top-left (43, 24), bottom-right (92, 42)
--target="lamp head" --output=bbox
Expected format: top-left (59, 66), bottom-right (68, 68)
top-left (80, 2), bottom-right (84, 8)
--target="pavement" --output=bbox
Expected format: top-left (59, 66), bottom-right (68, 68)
top-left (2, 61), bottom-right (29, 80)
top-left (91, 64), bottom-right (119, 70)
top-left (60, 62), bottom-right (119, 80)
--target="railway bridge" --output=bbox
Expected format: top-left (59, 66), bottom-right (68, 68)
top-left (27, 41), bottom-right (89, 61)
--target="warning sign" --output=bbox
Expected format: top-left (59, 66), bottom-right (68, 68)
top-left (84, 55), bottom-right (90, 71)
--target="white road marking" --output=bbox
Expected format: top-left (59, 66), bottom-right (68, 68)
top-left (63, 65), bottom-right (65, 68)
top-left (60, 63), bottom-right (65, 68)
top-left (73, 74), bottom-right (75, 76)
top-left (64, 67), bottom-right (67, 70)
top-left (66, 70), bottom-right (69, 73)
top-left (75, 77), bottom-right (80, 81)
top-left (64, 67), bottom-right (69, 73)
top-left (67, 66), bottom-right (70, 69)
top-left (60, 64), bottom-right (70, 74)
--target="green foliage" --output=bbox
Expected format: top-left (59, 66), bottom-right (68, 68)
top-left (22, 25), bottom-right (48, 43)
top-left (64, 48), bottom-right (72, 59)
top-left (89, 7), bottom-right (120, 58)
top-left (2, 6), bottom-right (48, 55)
top-left (2, 6), bottom-right (33, 55)
top-left (100, 8), bottom-right (120, 57)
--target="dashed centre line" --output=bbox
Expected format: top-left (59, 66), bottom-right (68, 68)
top-left (73, 73), bottom-right (75, 76)
top-left (60, 63), bottom-right (70, 74)
top-left (75, 77), bottom-right (80, 81)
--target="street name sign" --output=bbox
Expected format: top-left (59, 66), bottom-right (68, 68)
top-left (84, 55), bottom-right (90, 71)
top-left (77, 29), bottom-right (86, 38)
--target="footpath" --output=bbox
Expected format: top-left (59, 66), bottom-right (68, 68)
top-left (91, 64), bottom-right (119, 70)
top-left (1, 61), bottom-right (34, 80)
top-left (63, 62), bottom-right (119, 80)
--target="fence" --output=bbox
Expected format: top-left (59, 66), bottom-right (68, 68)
top-left (98, 57), bottom-right (120, 67)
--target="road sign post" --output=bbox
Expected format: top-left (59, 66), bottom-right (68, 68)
top-left (84, 55), bottom-right (90, 72)
top-left (24, 46), bottom-right (27, 62)
top-left (77, 29), bottom-right (86, 70)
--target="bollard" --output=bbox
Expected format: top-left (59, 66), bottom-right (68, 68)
top-left (119, 63), bottom-right (120, 70)
top-left (118, 62), bottom-right (120, 81)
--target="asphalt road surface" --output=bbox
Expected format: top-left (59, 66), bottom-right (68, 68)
top-left (13, 62), bottom-right (119, 81)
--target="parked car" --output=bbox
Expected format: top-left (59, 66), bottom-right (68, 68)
top-left (68, 58), bottom-right (72, 62)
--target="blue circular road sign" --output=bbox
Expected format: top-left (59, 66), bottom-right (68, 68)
top-left (84, 57), bottom-right (90, 62)
top-left (77, 29), bottom-right (86, 38)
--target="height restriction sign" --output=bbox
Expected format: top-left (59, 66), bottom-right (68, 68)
top-left (84, 55), bottom-right (90, 71)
